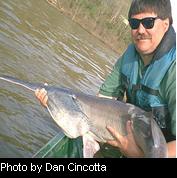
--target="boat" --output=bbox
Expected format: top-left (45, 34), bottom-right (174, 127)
top-left (33, 132), bottom-right (83, 158)
top-left (33, 132), bottom-right (122, 158)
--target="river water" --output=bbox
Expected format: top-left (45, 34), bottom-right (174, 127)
top-left (0, 0), bottom-right (119, 157)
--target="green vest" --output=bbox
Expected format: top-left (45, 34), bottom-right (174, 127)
top-left (121, 27), bottom-right (176, 141)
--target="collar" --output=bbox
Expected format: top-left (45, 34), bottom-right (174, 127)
top-left (153, 26), bottom-right (176, 61)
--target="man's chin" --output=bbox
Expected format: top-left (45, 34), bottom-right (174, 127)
top-left (135, 45), bottom-right (154, 55)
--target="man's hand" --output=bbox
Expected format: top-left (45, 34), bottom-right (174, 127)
top-left (35, 88), bottom-right (48, 107)
top-left (107, 121), bottom-right (144, 158)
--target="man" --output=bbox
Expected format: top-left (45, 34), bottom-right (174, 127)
top-left (35, 0), bottom-right (176, 157)
top-left (98, 0), bottom-right (176, 157)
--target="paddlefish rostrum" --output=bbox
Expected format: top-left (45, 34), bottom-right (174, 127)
top-left (0, 75), bottom-right (168, 158)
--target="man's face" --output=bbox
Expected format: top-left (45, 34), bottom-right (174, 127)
top-left (130, 12), bottom-right (169, 55)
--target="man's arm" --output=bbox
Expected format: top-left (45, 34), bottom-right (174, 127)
top-left (161, 62), bottom-right (176, 157)
top-left (99, 57), bottom-right (125, 100)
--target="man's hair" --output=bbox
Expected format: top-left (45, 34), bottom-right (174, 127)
top-left (128, 0), bottom-right (173, 25)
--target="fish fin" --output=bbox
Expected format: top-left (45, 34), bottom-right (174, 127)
top-left (144, 111), bottom-right (153, 118)
top-left (151, 118), bottom-right (167, 148)
top-left (82, 134), bottom-right (100, 158)
top-left (150, 118), bottom-right (168, 157)
top-left (151, 119), bottom-right (160, 147)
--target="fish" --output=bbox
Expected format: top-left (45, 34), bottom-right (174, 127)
top-left (0, 75), bottom-right (168, 158)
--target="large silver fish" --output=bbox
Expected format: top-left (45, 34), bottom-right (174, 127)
top-left (0, 75), bottom-right (167, 158)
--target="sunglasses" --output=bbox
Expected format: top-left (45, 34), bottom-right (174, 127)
top-left (128, 17), bottom-right (159, 30)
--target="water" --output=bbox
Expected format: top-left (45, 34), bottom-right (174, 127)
top-left (0, 0), bottom-right (118, 157)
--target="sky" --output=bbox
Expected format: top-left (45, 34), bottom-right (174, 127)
top-left (170, 0), bottom-right (176, 31)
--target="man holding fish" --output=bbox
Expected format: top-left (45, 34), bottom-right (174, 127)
top-left (35, 0), bottom-right (176, 157)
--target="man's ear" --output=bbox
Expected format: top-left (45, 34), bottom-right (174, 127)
top-left (163, 18), bottom-right (170, 32)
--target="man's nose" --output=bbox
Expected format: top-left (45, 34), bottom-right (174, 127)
top-left (136, 23), bottom-right (146, 33)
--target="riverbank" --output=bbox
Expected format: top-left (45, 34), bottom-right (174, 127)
top-left (46, 0), bottom-right (131, 54)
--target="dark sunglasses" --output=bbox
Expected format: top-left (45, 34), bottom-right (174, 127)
top-left (128, 17), bottom-right (159, 29)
